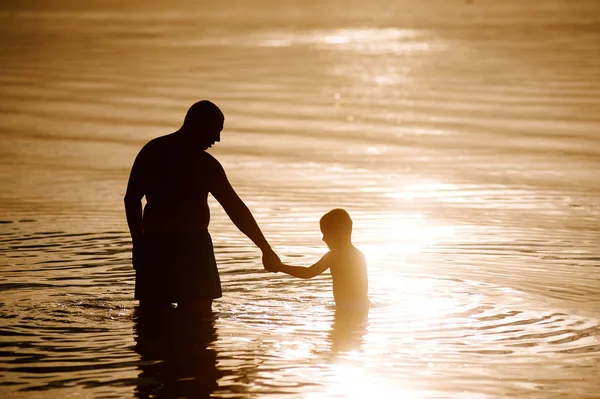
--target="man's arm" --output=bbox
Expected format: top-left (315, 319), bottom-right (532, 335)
top-left (124, 149), bottom-right (146, 269)
top-left (277, 252), bottom-right (332, 279)
top-left (209, 157), bottom-right (280, 270)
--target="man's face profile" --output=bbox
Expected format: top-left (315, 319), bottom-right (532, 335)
top-left (196, 118), bottom-right (223, 150)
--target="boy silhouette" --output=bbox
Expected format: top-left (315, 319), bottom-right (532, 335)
top-left (275, 209), bottom-right (369, 311)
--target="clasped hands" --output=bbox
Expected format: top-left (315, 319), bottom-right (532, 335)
top-left (262, 248), bottom-right (282, 273)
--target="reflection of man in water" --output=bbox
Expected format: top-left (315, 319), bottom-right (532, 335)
top-left (124, 100), bottom-right (280, 311)
top-left (134, 307), bottom-right (222, 398)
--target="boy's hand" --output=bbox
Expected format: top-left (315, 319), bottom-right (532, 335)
top-left (262, 248), bottom-right (281, 273)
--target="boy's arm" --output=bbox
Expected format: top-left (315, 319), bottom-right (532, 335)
top-left (278, 252), bottom-right (333, 279)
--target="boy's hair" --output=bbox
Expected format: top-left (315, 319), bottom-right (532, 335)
top-left (320, 208), bottom-right (353, 235)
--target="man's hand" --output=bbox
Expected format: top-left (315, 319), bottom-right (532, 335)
top-left (262, 248), bottom-right (281, 272)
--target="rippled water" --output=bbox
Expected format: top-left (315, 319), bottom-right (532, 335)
top-left (1, 0), bottom-right (600, 397)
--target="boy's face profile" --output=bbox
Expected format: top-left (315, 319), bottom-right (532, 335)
top-left (320, 223), bottom-right (348, 250)
top-left (321, 226), bottom-right (336, 250)
top-left (320, 209), bottom-right (353, 250)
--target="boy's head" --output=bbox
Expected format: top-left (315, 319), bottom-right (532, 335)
top-left (320, 208), bottom-right (353, 250)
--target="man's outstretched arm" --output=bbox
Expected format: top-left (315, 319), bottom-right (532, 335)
top-left (209, 159), bottom-right (280, 271)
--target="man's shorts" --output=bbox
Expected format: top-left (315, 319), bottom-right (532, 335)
top-left (135, 231), bottom-right (222, 303)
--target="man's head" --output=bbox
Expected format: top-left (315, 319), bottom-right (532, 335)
top-left (181, 100), bottom-right (224, 150)
top-left (320, 208), bottom-right (353, 250)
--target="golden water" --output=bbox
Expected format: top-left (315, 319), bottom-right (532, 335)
top-left (1, 1), bottom-right (599, 397)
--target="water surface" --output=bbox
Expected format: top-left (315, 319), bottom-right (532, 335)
top-left (1, 0), bottom-right (599, 397)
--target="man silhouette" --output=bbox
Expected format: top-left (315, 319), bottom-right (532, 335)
top-left (124, 100), bottom-right (280, 311)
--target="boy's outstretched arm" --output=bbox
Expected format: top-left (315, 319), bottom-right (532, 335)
top-left (278, 252), bottom-right (332, 279)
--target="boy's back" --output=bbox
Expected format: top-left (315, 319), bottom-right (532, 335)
top-left (328, 246), bottom-right (368, 310)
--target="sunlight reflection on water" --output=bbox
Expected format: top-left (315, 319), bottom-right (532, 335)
top-left (257, 28), bottom-right (428, 53)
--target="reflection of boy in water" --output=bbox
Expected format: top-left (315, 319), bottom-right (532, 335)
top-left (275, 209), bottom-right (369, 311)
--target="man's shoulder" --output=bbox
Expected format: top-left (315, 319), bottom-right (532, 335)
top-left (198, 151), bottom-right (223, 172)
top-left (201, 150), bottom-right (220, 162)
top-left (138, 134), bottom-right (169, 157)
top-left (143, 133), bottom-right (174, 150)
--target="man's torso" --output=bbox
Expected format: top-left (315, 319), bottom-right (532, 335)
top-left (140, 134), bottom-right (216, 232)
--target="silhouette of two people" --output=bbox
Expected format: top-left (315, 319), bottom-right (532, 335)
top-left (125, 100), bottom-right (369, 313)
top-left (127, 101), bottom-right (369, 395)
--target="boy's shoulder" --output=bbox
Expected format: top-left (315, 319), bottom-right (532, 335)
top-left (328, 246), bottom-right (365, 264)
